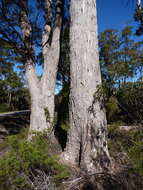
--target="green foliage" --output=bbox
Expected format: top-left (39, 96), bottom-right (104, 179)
top-left (0, 132), bottom-right (69, 190)
top-left (99, 26), bottom-right (143, 125)
top-left (0, 128), bottom-right (28, 151)
top-left (99, 26), bottom-right (142, 85)
top-left (106, 96), bottom-right (120, 121)
top-left (108, 123), bottom-right (143, 158)
top-left (128, 141), bottom-right (143, 175)
top-left (108, 122), bottom-right (122, 138)
top-left (118, 82), bottom-right (143, 124)
top-left (44, 107), bottom-right (50, 121)
top-left (108, 122), bottom-right (143, 178)
top-left (0, 103), bottom-right (10, 112)
top-left (108, 123), bottom-right (131, 155)
top-left (127, 129), bottom-right (143, 176)
top-left (60, 120), bottom-right (69, 131)
top-left (0, 63), bottom-right (30, 113)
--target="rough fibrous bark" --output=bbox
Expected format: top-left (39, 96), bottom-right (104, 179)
top-left (20, 0), bottom-right (61, 134)
top-left (63, 0), bottom-right (111, 172)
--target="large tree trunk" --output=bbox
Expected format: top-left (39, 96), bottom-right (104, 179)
top-left (64, 0), bottom-right (111, 172)
top-left (20, 0), bottom-right (61, 134)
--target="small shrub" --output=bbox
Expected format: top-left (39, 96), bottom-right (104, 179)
top-left (0, 103), bottom-right (10, 112)
top-left (128, 140), bottom-right (143, 176)
top-left (0, 131), bottom-right (69, 190)
top-left (61, 121), bottom-right (69, 131)
top-left (108, 123), bottom-right (135, 156)
top-left (106, 96), bottom-right (120, 121)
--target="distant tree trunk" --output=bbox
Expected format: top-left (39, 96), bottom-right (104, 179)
top-left (20, 0), bottom-right (61, 134)
top-left (63, 0), bottom-right (111, 172)
top-left (8, 92), bottom-right (11, 107)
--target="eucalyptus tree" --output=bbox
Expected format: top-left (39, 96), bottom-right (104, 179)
top-left (0, 0), bottom-right (63, 134)
top-left (99, 26), bottom-right (143, 123)
top-left (62, 0), bottom-right (111, 172)
top-left (20, 0), bottom-right (62, 134)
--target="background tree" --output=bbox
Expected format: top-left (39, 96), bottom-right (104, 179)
top-left (99, 26), bottom-right (143, 125)
top-left (0, 39), bottom-right (30, 112)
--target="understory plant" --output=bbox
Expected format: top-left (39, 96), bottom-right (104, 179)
top-left (0, 131), bottom-right (69, 190)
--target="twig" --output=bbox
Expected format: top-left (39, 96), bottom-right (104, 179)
top-left (63, 172), bottom-right (107, 189)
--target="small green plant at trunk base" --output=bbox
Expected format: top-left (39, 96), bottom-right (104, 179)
top-left (0, 132), bottom-right (69, 190)
top-left (44, 108), bottom-right (50, 121)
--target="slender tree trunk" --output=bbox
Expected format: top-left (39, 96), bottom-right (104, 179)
top-left (63, 0), bottom-right (111, 172)
top-left (20, 0), bottom-right (61, 134)
top-left (8, 92), bottom-right (11, 107)
top-left (41, 25), bottom-right (61, 129)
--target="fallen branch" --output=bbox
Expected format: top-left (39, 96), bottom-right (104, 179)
top-left (63, 172), bottom-right (108, 189)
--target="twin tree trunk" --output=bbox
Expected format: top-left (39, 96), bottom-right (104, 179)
top-left (63, 0), bottom-right (111, 172)
top-left (27, 27), bottom-right (61, 133)
top-left (21, 0), bottom-right (61, 133)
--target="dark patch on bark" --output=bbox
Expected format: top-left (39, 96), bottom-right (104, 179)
top-left (99, 151), bottom-right (111, 169)
top-left (79, 141), bottom-right (82, 166)
top-left (90, 123), bottom-right (97, 148)
top-left (87, 104), bottom-right (97, 118)
top-left (101, 126), bottom-right (105, 133)
top-left (103, 141), bottom-right (107, 147)
top-left (96, 129), bottom-right (101, 140)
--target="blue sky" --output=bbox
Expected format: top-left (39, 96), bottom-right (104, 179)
top-left (97, 0), bottom-right (138, 32)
